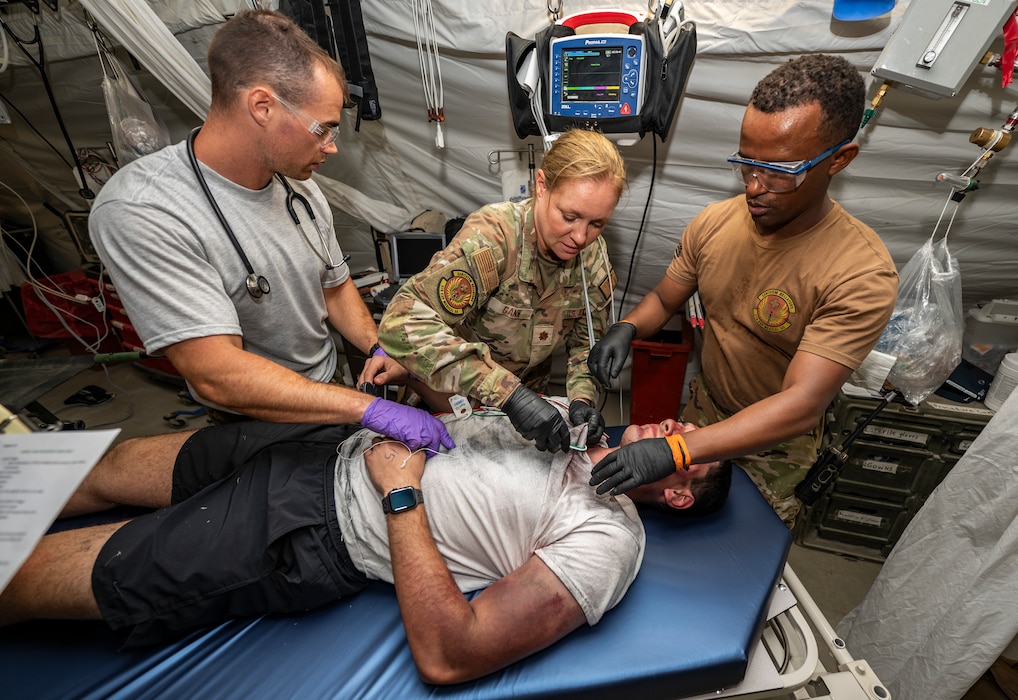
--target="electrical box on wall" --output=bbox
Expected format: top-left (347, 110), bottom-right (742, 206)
top-left (871, 0), bottom-right (1018, 98)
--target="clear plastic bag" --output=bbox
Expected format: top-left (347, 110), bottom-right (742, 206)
top-left (100, 49), bottom-right (170, 165)
top-left (875, 234), bottom-right (963, 405)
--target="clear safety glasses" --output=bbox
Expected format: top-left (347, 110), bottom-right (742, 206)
top-left (727, 139), bottom-right (851, 193)
top-left (272, 93), bottom-right (341, 147)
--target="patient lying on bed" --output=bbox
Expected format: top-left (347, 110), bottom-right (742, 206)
top-left (0, 408), bottom-right (731, 684)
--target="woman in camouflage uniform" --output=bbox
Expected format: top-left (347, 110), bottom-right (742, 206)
top-left (366, 129), bottom-right (627, 454)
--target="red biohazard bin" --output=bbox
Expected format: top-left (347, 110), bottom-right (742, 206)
top-left (629, 319), bottom-right (694, 425)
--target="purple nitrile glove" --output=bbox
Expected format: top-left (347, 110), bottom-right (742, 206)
top-left (361, 397), bottom-right (455, 458)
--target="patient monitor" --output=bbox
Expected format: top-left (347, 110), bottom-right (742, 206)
top-left (548, 11), bottom-right (648, 120)
top-left (506, 6), bottom-right (696, 144)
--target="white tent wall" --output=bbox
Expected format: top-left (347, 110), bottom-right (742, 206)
top-left (0, 1), bottom-right (221, 274)
top-left (358, 0), bottom-right (1018, 312)
top-left (1, 0), bottom-right (1017, 369)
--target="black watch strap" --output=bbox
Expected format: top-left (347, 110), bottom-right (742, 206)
top-left (382, 486), bottom-right (424, 514)
top-left (368, 342), bottom-right (382, 357)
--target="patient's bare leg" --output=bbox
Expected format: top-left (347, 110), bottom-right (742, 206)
top-left (61, 430), bottom-right (197, 517)
top-left (0, 521), bottom-right (125, 626)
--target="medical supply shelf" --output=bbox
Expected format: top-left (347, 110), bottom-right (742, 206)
top-left (795, 391), bottom-right (993, 561)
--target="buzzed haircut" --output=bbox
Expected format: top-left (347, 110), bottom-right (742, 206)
top-left (648, 459), bottom-right (734, 519)
top-left (749, 54), bottom-right (865, 145)
top-left (207, 10), bottom-right (347, 111)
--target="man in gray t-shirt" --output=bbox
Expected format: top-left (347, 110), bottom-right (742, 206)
top-left (0, 409), bottom-right (730, 683)
top-left (89, 10), bottom-right (447, 454)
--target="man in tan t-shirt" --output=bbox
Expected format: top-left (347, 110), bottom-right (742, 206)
top-left (587, 54), bottom-right (898, 525)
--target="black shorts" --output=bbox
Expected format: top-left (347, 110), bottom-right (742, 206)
top-left (92, 422), bottom-right (368, 649)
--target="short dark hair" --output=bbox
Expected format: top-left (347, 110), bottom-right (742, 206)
top-left (749, 54), bottom-right (864, 145)
top-left (207, 10), bottom-right (347, 111)
top-left (648, 459), bottom-right (734, 518)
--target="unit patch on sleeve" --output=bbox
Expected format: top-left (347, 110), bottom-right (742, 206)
top-left (438, 270), bottom-right (477, 315)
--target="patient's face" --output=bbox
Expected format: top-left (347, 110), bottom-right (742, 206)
top-left (619, 419), bottom-right (693, 446)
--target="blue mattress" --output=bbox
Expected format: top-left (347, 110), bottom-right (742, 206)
top-left (0, 466), bottom-right (791, 700)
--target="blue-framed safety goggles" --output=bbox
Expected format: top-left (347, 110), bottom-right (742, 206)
top-left (727, 139), bottom-right (852, 193)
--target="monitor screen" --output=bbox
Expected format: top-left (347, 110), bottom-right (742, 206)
top-left (389, 232), bottom-right (445, 281)
top-left (560, 45), bottom-right (623, 103)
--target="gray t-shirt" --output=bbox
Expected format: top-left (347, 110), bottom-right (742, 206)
top-left (334, 412), bottom-right (645, 626)
top-left (89, 140), bottom-right (349, 408)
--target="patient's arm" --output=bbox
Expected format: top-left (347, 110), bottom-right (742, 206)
top-left (393, 518), bottom-right (586, 684)
top-left (365, 440), bottom-right (587, 684)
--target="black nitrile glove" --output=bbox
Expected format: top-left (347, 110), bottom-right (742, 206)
top-left (589, 438), bottom-right (675, 495)
top-left (569, 399), bottom-right (605, 446)
top-left (587, 322), bottom-right (636, 388)
top-left (502, 386), bottom-right (571, 453)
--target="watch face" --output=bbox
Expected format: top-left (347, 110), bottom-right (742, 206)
top-left (387, 487), bottom-right (418, 512)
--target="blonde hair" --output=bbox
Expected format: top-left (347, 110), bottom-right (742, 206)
top-left (540, 129), bottom-right (627, 199)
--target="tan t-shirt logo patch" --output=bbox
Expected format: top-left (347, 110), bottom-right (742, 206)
top-left (753, 289), bottom-right (795, 332)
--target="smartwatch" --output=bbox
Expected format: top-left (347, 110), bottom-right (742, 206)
top-left (382, 486), bottom-right (424, 514)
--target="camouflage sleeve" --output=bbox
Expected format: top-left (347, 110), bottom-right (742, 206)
top-left (377, 207), bottom-right (523, 407)
top-left (565, 243), bottom-right (615, 404)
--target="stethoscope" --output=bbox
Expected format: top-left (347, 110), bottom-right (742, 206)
top-left (186, 127), bottom-right (338, 299)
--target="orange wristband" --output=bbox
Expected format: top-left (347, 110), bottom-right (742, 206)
top-left (664, 434), bottom-right (690, 472)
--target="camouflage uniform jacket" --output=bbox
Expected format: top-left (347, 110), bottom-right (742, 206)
top-left (378, 199), bottom-right (615, 408)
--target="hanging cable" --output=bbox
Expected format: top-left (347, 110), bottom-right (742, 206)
top-left (929, 189), bottom-right (962, 249)
top-left (0, 18), bottom-right (8, 74)
top-left (0, 16), bottom-right (95, 199)
top-left (0, 94), bottom-right (74, 169)
top-left (619, 134), bottom-right (658, 313)
top-left (0, 176), bottom-right (113, 360)
top-left (411, 0), bottom-right (445, 148)
top-left (0, 178), bottom-right (83, 303)
top-left (593, 137), bottom-right (657, 418)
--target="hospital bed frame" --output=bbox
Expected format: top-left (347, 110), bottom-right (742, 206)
top-left (0, 454), bottom-right (888, 700)
top-left (741, 565), bottom-right (888, 700)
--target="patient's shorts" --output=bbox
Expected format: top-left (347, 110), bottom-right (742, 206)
top-left (92, 422), bottom-right (369, 649)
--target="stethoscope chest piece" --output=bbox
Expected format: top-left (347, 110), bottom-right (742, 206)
top-left (187, 126), bottom-right (335, 301)
top-left (246, 273), bottom-right (271, 298)
top-left (188, 127), bottom-right (271, 300)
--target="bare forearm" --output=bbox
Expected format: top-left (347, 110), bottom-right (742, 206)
top-left (387, 508), bottom-right (485, 684)
top-left (370, 443), bottom-right (581, 685)
top-left (167, 340), bottom-right (373, 423)
top-left (683, 389), bottom-right (826, 464)
top-left (683, 356), bottom-right (851, 465)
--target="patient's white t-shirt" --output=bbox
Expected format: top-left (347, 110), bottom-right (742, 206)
top-left (333, 412), bottom-right (645, 626)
